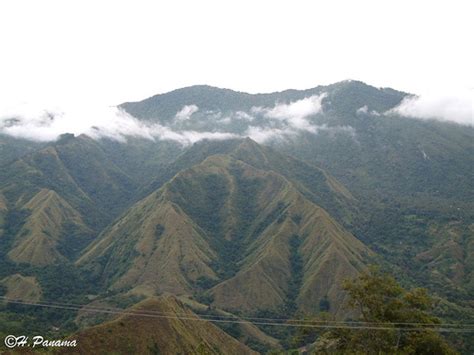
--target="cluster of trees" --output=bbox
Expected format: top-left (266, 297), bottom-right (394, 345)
top-left (298, 267), bottom-right (458, 354)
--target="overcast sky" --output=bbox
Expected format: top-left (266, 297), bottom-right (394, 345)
top-left (0, 0), bottom-right (472, 139)
top-left (1, 0), bottom-right (473, 104)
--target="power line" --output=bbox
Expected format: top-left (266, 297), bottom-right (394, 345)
top-left (0, 296), bottom-right (474, 327)
top-left (2, 297), bottom-right (473, 333)
top-left (1, 296), bottom-right (472, 328)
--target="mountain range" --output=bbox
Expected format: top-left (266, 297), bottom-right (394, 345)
top-left (0, 80), bottom-right (472, 353)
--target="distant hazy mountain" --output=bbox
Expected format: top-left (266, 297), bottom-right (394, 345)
top-left (120, 81), bottom-right (405, 124)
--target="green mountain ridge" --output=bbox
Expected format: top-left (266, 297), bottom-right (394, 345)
top-left (120, 80), bottom-right (407, 122)
top-left (78, 140), bottom-right (371, 318)
top-left (143, 138), bottom-right (358, 226)
top-left (7, 188), bottom-right (92, 266)
top-left (0, 135), bottom-right (140, 232)
top-left (0, 80), bottom-right (472, 353)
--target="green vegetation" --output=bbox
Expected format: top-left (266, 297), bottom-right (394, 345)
top-left (285, 234), bottom-right (303, 314)
top-left (0, 81), bottom-right (472, 353)
top-left (318, 267), bottom-right (457, 354)
top-left (319, 296), bottom-right (330, 312)
top-left (79, 150), bottom-right (370, 320)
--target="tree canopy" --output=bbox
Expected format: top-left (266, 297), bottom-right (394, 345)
top-left (316, 267), bottom-right (457, 354)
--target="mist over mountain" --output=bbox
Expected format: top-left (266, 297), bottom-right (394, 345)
top-left (0, 80), bottom-right (473, 353)
top-left (0, 81), bottom-right (471, 146)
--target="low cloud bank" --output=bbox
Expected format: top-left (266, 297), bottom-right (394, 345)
top-left (2, 88), bottom-right (472, 145)
top-left (388, 90), bottom-right (473, 126)
top-left (0, 93), bottom-right (355, 145)
top-left (0, 102), bottom-right (237, 145)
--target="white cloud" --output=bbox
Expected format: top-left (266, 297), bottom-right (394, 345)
top-left (235, 111), bottom-right (254, 121)
top-left (356, 105), bottom-right (380, 116)
top-left (252, 93), bottom-right (326, 133)
top-left (356, 105), bottom-right (368, 114)
top-left (0, 101), bottom-right (139, 142)
top-left (174, 104), bottom-right (199, 121)
top-left (0, 94), bottom-right (354, 145)
top-left (263, 94), bottom-right (326, 120)
top-left (388, 90), bottom-right (473, 126)
top-left (0, 101), bottom-right (237, 145)
top-left (176, 130), bottom-right (238, 144)
top-left (244, 126), bottom-right (292, 143)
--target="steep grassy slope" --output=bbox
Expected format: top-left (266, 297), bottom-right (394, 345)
top-left (177, 296), bottom-right (282, 351)
top-left (7, 189), bottom-right (92, 265)
top-left (68, 82), bottom-right (474, 310)
top-left (119, 81), bottom-right (473, 309)
top-left (0, 134), bottom-right (137, 230)
top-left (144, 138), bottom-right (358, 225)
top-left (78, 195), bottom-right (218, 296)
top-left (0, 274), bottom-right (42, 302)
top-left (209, 174), bottom-right (368, 317)
top-left (58, 296), bottom-right (257, 355)
top-left (78, 144), bottom-right (371, 317)
top-left (229, 138), bottom-right (358, 225)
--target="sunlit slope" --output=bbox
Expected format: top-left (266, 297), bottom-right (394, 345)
top-left (7, 189), bottom-right (92, 266)
top-left (57, 296), bottom-right (257, 355)
top-left (78, 142), bottom-right (371, 316)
